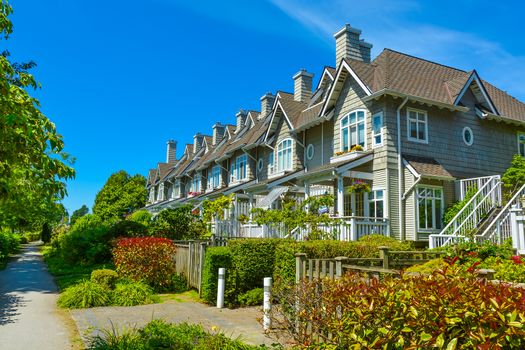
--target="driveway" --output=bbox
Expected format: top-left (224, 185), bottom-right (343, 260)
top-left (0, 243), bottom-right (71, 350)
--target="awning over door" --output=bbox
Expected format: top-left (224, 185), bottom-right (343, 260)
top-left (257, 186), bottom-right (289, 208)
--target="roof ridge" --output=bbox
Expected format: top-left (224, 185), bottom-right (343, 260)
top-left (382, 48), bottom-right (467, 74)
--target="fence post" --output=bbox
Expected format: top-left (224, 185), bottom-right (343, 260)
top-left (217, 268), bottom-right (226, 309)
top-left (198, 242), bottom-right (207, 297)
top-left (187, 240), bottom-right (194, 288)
top-left (263, 277), bottom-right (272, 331)
top-left (335, 256), bottom-right (349, 278)
top-left (295, 253), bottom-right (307, 283)
top-left (379, 246), bottom-right (389, 269)
top-left (350, 217), bottom-right (357, 241)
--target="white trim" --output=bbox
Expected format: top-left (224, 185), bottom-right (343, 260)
top-left (320, 60), bottom-right (372, 117)
top-left (264, 94), bottom-right (295, 142)
top-left (372, 112), bottom-right (384, 148)
top-left (315, 67), bottom-right (335, 91)
top-left (276, 138), bottom-right (294, 172)
top-left (402, 158), bottom-right (419, 178)
top-left (340, 109), bottom-right (368, 152)
top-left (306, 144), bottom-right (315, 160)
top-left (406, 108), bottom-right (429, 144)
top-left (462, 126), bottom-right (474, 146)
top-left (454, 71), bottom-right (498, 115)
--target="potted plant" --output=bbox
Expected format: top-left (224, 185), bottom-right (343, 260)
top-left (347, 179), bottom-right (371, 193)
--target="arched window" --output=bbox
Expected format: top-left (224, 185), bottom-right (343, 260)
top-left (277, 139), bottom-right (293, 172)
top-left (340, 110), bottom-right (366, 152)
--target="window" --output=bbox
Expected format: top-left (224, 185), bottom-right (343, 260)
top-left (340, 110), bottom-right (366, 152)
top-left (372, 112), bottom-right (383, 147)
top-left (407, 108), bottom-right (428, 143)
top-left (368, 189), bottom-right (384, 218)
top-left (306, 144), bottom-right (315, 160)
top-left (231, 155), bottom-right (247, 182)
top-left (417, 187), bottom-right (443, 231)
top-left (257, 158), bottom-right (264, 172)
top-left (172, 180), bottom-right (181, 198)
top-left (463, 127), bottom-right (473, 146)
top-left (210, 165), bottom-right (221, 189)
top-left (191, 175), bottom-right (201, 193)
top-left (268, 152), bottom-right (275, 175)
top-left (277, 139), bottom-right (293, 172)
top-left (518, 132), bottom-right (525, 157)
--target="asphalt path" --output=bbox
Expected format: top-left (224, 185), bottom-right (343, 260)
top-left (0, 243), bottom-right (70, 350)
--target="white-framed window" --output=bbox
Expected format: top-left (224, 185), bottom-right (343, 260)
top-left (191, 175), bottom-right (201, 193)
top-left (368, 189), bottom-right (384, 218)
top-left (306, 144), bottom-right (315, 160)
top-left (230, 154), bottom-right (247, 182)
top-left (417, 186), bottom-right (443, 231)
top-left (463, 127), bottom-right (474, 146)
top-left (407, 108), bottom-right (428, 143)
top-left (173, 180), bottom-right (181, 198)
top-left (340, 109), bottom-right (366, 152)
top-left (372, 112), bottom-right (383, 147)
top-left (209, 165), bottom-right (221, 189)
top-left (268, 152), bottom-right (275, 175)
top-left (257, 158), bottom-right (264, 172)
top-left (518, 132), bottom-right (525, 157)
top-left (277, 139), bottom-right (293, 172)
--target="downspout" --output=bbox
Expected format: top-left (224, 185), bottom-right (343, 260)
top-left (321, 122), bottom-right (324, 164)
top-left (397, 97), bottom-right (409, 241)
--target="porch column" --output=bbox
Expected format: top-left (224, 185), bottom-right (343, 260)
top-left (304, 181), bottom-right (310, 212)
top-left (337, 176), bottom-right (344, 217)
top-left (248, 193), bottom-right (254, 221)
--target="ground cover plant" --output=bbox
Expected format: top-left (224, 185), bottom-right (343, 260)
top-left (276, 265), bottom-right (525, 349)
top-left (88, 319), bottom-right (270, 350)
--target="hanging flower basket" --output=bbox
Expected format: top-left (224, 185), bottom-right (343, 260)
top-left (347, 180), bottom-right (371, 193)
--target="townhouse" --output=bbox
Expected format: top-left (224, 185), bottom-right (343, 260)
top-left (146, 24), bottom-right (525, 244)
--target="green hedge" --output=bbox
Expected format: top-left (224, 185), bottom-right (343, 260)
top-left (201, 246), bottom-right (233, 305)
top-left (0, 231), bottom-right (20, 267)
top-left (201, 235), bottom-right (412, 307)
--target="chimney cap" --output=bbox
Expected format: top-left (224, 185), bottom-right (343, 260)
top-left (260, 92), bottom-right (275, 101)
top-left (236, 109), bottom-right (247, 117)
top-left (167, 139), bottom-right (177, 145)
top-left (293, 69), bottom-right (314, 80)
top-left (334, 23), bottom-right (362, 38)
top-left (212, 122), bottom-right (223, 128)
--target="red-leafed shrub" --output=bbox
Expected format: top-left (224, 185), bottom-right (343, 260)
top-left (277, 266), bottom-right (525, 349)
top-left (113, 237), bottom-right (176, 291)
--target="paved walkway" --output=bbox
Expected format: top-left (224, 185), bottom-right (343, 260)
top-left (71, 296), bottom-right (276, 347)
top-left (0, 243), bottom-right (71, 350)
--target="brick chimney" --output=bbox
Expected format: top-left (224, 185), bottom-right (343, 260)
top-left (212, 122), bottom-right (225, 145)
top-left (293, 69), bottom-right (314, 102)
top-left (334, 24), bottom-right (372, 68)
top-left (235, 110), bottom-right (247, 133)
top-left (260, 92), bottom-right (275, 119)
top-left (193, 133), bottom-right (204, 153)
top-left (166, 140), bottom-right (177, 164)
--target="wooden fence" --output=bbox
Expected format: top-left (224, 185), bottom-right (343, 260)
top-left (295, 246), bottom-right (447, 282)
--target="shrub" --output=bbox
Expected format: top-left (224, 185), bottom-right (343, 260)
top-left (89, 320), bottom-right (265, 350)
top-left (59, 225), bottom-right (111, 264)
top-left (0, 230), bottom-right (20, 264)
top-left (237, 288), bottom-right (263, 307)
top-left (57, 280), bottom-right (111, 309)
top-left (150, 205), bottom-right (207, 240)
top-left (91, 269), bottom-right (119, 289)
top-left (107, 220), bottom-right (148, 238)
top-left (405, 258), bottom-right (448, 275)
top-left (201, 246), bottom-right (234, 305)
top-left (113, 237), bottom-right (176, 291)
top-left (481, 256), bottom-right (525, 283)
top-left (127, 210), bottom-right (153, 227)
top-left (443, 186), bottom-right (477, 225)
top-left (41, 222), bottom-right (52, 243)
top-left (278, 268), bottom-right (525, 348)
top-left (112, 281), bottom-right (158, 306)
top-left (171, 274), bottom-right (188, 293)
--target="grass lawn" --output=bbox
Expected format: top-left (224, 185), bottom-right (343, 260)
top-left (42, 246), bottom-right (114, 290)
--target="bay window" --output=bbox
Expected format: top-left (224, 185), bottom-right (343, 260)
top-left (277, 139), bottom-right (293, 172)
top-left (340, 109), bottom-right (366, 152)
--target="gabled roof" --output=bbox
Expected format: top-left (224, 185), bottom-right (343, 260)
top-left (265, 92), bottom-right (308, 141)
top-left (147, 169), bottom-right (156, 187)
top-left (324, 48), bottom-right (525, 123)
top-left (403, 154), bottom-right (454, 180)
top-left (154, 163), bottom-right (172, 184)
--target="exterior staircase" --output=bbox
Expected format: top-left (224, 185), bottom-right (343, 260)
top-left (429, 175), bottom-right (502, 248)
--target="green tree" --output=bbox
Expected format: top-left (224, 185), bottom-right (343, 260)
top-left (92, 171), bottom-right (147, 223)
top-left (0, 2), bottom-right (75, 230)
top-left (502, 154), bottom-right (525, 194)
top-left (70, 204), bottom-right (89, 226)
top-left (151, 205), bottom-right (206, 240)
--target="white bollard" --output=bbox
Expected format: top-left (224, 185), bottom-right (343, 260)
top-left (217, 268), bottom-right (226, 309)
top-left (263, 277), bottom-right (272, 331)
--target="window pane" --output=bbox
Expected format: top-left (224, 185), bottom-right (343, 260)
top-left (418, 198), bottom-right (426, 229)
top-left (358, 123), bottom-right (365, 146)
top-left (369, 202), bottom-right (375, 217)
top-left (418, 121), bottom-right (425, 140)
top-left (426, 198), bottom-right (433, 229)
top-left (409, 111), bottom-right (417, 119)
top-left (520, 143), bottom-right (525, 157)
top-left (342, 128), bottom-right (349, 151)
top-left (373, 115), bottom-right (381, 133)
top-left (350, 112), bottom-right (356, 124)
top-left (341, 116), bottom-right (348, 127)
top-left (410, 121), bottom-right (417, 138)
top-left (435, 199), bottom-right (442, 229)
top-left (376, 190), bottom-right (383, 199)
top-left (376, 201), bottom-right (384, 218)
top-left (357, 111), bottom-right (365, 121)
top-left (350, 126), bottom-right (357, 147)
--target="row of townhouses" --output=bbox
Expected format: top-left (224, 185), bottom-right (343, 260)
top-left (145, 24), bottom-right (525, 246)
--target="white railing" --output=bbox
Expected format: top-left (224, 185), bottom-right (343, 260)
top-left (214, 216), bottom-right (389, 241)
top-left (456, 175), bottom-right (501, 201)
top-left (428, 234), bottom-right (471, 249)
top-left (476, 183), bottom-right (525, 244)
top-left (429, 175), bottom-right (501, 249)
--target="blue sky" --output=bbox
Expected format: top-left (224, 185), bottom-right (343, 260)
top-left (5, 0), bottom-right (525, 215)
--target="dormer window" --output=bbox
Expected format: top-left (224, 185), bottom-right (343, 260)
top-left (277, 139), bottom-right (293, 172)
top-left (210, 165), bottom-right (221, 189)
top-left (340, 110), bottom-right (366, 152)
top-left (191, 175), bottom-right (201, 193)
